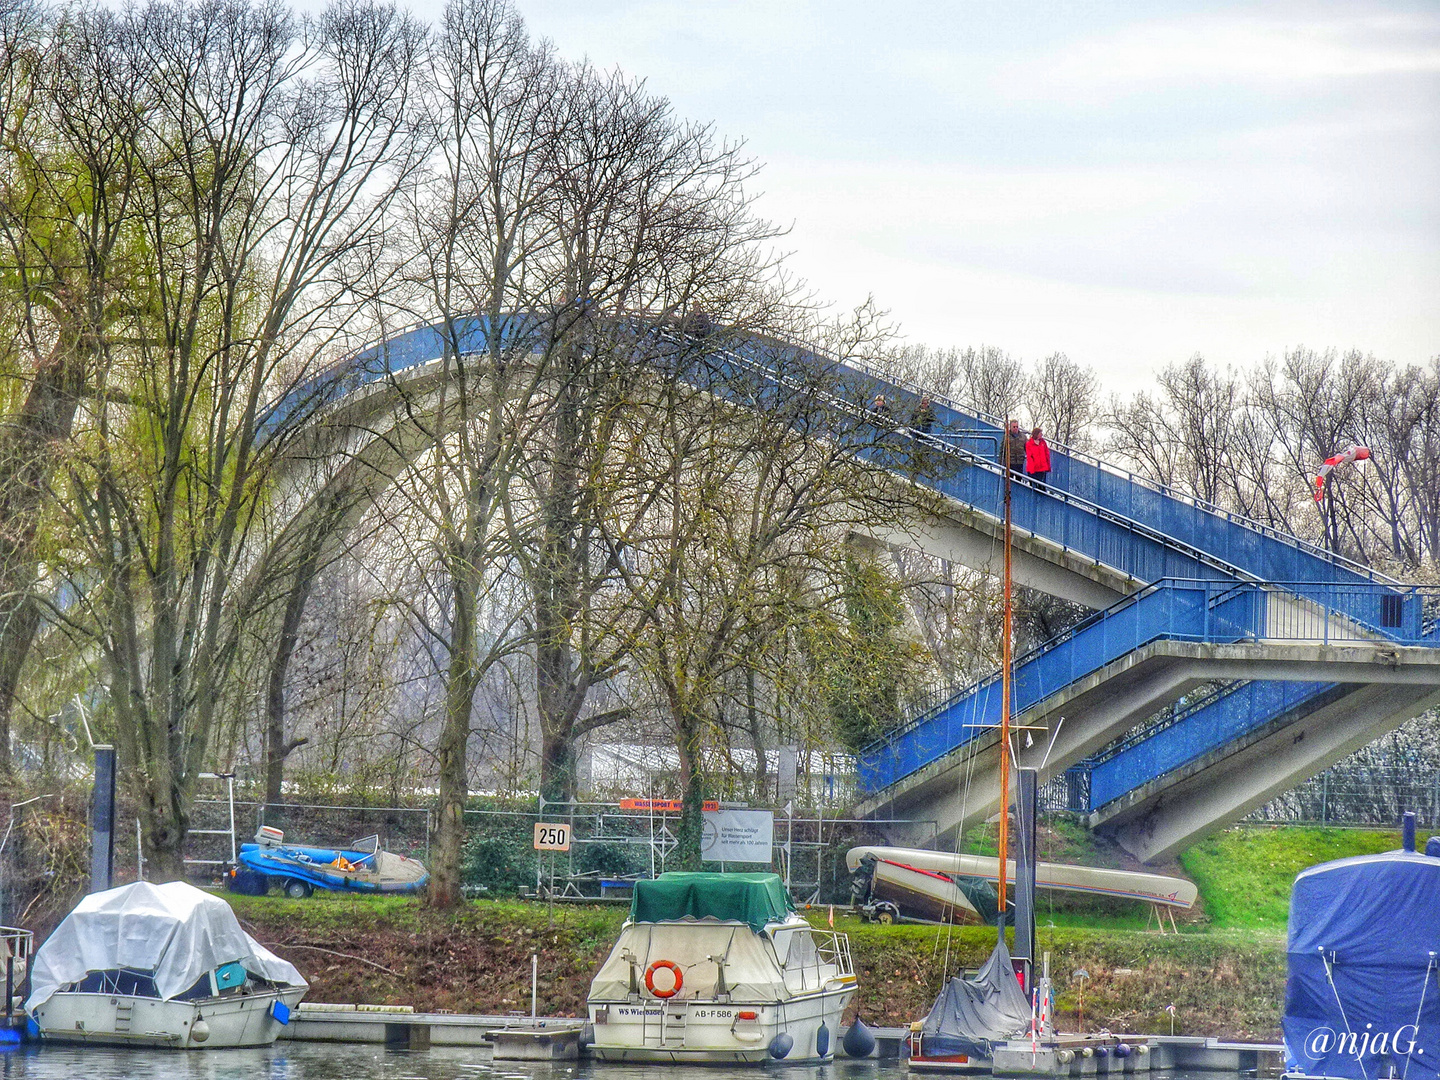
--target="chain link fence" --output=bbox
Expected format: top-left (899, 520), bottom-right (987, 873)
top-left (170, 796), bottom-right (935, 904)
top-left (1246, 766), bottom-right (1440, 829)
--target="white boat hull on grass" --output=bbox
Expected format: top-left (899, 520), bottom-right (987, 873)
top-left (590, 983), bottom-right (855, 1064)
top-left (32, 986), bottom-right (306, 1049)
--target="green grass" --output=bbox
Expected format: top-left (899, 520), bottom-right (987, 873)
top-left (1179, 825), bottom-right (1400, 929)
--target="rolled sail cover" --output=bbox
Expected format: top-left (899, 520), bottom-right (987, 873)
top-left (1284, 850), bottom-right (1440, 1079)
top-left (27, 880), bottom-right (306, 1012)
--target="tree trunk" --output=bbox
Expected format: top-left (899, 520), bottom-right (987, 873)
top-left (539, 713), bottom-right (579, 805)
top-left (0, 337), bottom-right (85, 773)
top-left (674, 707), bottom-right (706, 870)
top-left (429, 563), bottom-right (480, 909)
top-left (139, 778), bottom-right (190, 882)
top-left (533, 334), bottom-right (588, 804)
top-left (745, 667), bottom-right (769, 804)
top-left (263, 524), bottom-right (334, 803)
top-left (0, 597), bottom-right (41, 775)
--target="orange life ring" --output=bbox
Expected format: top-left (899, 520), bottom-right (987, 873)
top-left (644, 959), bottom-right (683, 998)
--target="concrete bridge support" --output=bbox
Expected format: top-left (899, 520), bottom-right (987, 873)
top-left (1096, 679), bottom-right (1440, 862)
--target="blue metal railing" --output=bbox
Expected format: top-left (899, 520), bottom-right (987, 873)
top-left (857, 580), bottom-right (1439, 794)
top-left (813, 356), bottom-right (1395, 588)
top-left (1082, 680), bottom-right (1344, 811)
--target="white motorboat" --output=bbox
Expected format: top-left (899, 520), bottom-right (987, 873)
top-left (587, 872), bottom-right (857, 1064)
top-left (27, 880), bottom-right (307, 1048)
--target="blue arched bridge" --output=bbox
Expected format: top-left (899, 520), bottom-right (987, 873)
top-left (262, 316), bottom-right (1440, 864)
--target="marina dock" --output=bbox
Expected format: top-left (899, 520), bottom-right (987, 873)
top-left (279, 1004), bottom-right (1284, 1074)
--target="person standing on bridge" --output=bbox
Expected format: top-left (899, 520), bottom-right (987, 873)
top-left (1005, 419), bottom-right (1026, 475)
top-left (911, 393), bottom-right (936, 435)
top-left (1026, 426), bottom-right (1052, 491)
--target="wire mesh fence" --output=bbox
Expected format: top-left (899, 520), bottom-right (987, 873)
top-left (1245, 766), bottom-right (1440, 829)
top-left (169, 796), bottom-right (936, 903)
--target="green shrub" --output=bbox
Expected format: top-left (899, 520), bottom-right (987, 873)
top-left (461, 830), bottom-right (536, 894)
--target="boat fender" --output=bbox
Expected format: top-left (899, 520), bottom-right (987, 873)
top-left (270, 999), bottom-right (292, 1025)
top-left (843, 1018), bottom-right (877, 1058)
top-left (1057, 1050), bottom-right (1075, 1065)
top-left (644, 960), bottom-right (683, 998)
top-left (769, 1032), bottom-right (794, 1059)
top-left (1096, 1045), bottom-right (1109, 1057)
top-left (816, 1021), bottom-right (830, 1058)
top-left (1080, 1046), bottom-right (1093, 1058)
top-left (1136, 1043), bottom-right (1150, 1055)
top-left (191, 1015), bottom-right (211, 1043)
top-left (1115, 1043), bottom-right (1131, 1058)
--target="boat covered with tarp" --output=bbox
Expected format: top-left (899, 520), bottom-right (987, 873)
top-left (1283, 839), bottom-right (1440, 1080)
top-left (231, 827), bottom-right (428, 897)
top-left (27, 880), bottom-right (307, 1048)
top-left (587, 872), bottom-right (858, 1063)
top-left (909, 939), bottom-right (1030, 1071)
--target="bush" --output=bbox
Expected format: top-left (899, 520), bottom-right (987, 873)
top-left (572, 840), bottom-right (650, 879)
top-left (461, 829), bottom-right (536, 895)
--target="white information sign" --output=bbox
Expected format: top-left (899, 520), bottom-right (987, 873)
top-left (701, 809), bottom-right (774, 864)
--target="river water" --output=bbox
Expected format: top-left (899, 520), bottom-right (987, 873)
top-left (0, 1046), bottom-right (910, 1080)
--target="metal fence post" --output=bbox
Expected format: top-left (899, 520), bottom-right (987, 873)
top-left (1321, 771), bottom-right (1328, 826)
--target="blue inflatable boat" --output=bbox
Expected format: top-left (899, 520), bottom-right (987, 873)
top-left (229, 828), bottom-right (428, 898)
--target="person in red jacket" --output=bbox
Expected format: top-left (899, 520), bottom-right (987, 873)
top-left (1025, 426), bottom-right (1052, 491)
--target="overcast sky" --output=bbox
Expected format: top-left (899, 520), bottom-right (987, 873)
top-left (486, 1), bottom-right (1437, 394)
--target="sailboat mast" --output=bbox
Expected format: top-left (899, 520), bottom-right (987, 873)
top-left (998, 430), bottom-right (1014, 932)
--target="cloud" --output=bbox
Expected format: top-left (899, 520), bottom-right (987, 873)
top-left (996, 11), bottom-right (1440, 104)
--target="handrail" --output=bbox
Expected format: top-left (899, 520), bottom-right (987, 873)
top-left (859, 578), bottom-right (1438, 789)
top-left (263, 313), bottom-right (1391, 585)
top-left (839, 359), bottom-right (1394, 585)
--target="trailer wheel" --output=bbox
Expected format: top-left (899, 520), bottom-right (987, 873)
top-left (875, 905), bottom-right (900, 925)
top-left (284, 879), bottom-right (313, 899)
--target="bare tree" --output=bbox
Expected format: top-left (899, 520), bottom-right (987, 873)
top-left (0, 1), bottom-right (147, 774)
top-left (613, 311), bottom-right (915, 865)
top-left (1028, 351), bottom-right (1098, 450)
top-left (47, 0), bottom-right (422, 877)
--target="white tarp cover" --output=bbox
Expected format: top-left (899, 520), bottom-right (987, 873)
top-left (26, 880), bottom-right (306, 1011)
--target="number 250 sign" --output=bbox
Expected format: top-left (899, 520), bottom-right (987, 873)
top-left (533, 823), bottom-right (571, 851)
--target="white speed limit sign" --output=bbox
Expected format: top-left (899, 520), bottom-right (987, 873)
top-left (533, 822), bottom-right (571, 851)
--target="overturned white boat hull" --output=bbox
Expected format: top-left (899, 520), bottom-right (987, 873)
top-left (33, 986), bottom-right (306, 1049)
top-left (847, 846), bottom-right (1197, 909)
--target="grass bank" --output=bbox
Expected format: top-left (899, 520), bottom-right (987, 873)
top-left (1179, 824), bottom-right (1400, 929)
top-left (225, 893), bottom-right (1284, 1039)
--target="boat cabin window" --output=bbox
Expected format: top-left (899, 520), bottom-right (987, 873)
top-left (70, 968), bottom-right (159, 998)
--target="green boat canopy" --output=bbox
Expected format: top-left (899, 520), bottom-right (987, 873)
top-left (630, 872), bottom-right (794, 935)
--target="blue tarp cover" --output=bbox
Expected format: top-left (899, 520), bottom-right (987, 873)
top-left (1284, 850), bottom-right (1440, 1079)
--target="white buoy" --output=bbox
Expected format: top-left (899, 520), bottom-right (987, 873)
top-left (191, 1015), bottom-right (210, 1043)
